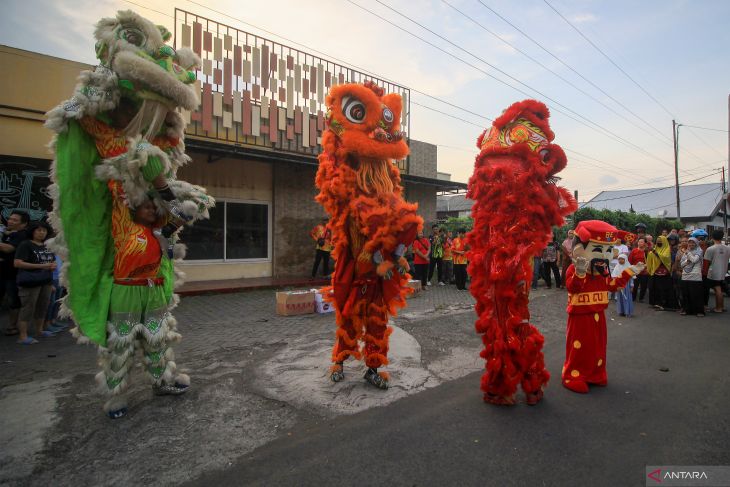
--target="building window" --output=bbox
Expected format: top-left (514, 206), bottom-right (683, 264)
top-left (183, 200), bottom-right (270, 261)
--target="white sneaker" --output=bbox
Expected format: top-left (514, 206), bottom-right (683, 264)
top-left (427, 281), bottom-right (432, 286)
top-left (438, 282), bottom-right (445, 286)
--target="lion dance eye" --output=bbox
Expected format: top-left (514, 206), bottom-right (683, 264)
top-left (539, 148), bottom-right (550, 165)
top-left (341, 96), bottom-right (366, 124)
top-left (382, 107), bottom-right (394, 124)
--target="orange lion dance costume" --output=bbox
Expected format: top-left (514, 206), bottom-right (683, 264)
top-left (467, 100), bottom-right (577, 405)
top-left (315, 81), bottom-right (423, 390)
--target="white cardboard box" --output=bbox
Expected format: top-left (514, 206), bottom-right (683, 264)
top-left (314, 289), bottom-right (335, 314)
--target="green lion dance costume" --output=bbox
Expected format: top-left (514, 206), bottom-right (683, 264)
top-left (45, 10), bottom-right (214, 419)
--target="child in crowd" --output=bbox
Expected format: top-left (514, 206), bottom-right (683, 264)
top-left (612, 253), bottom-right (634, 317)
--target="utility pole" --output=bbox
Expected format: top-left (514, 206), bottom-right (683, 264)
top-left (723, 166), bottom-right (728, 240)
top-left (672, 120), bottom-right (681, 222)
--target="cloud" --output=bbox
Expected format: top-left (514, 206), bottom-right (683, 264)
top-left (599, 174), bottom-right (619, 185)
top-left (570, 13), bottom-right (597, 23)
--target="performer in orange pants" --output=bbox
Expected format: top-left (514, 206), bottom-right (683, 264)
top-left (315, 81), bottom-right (422, 390)
top-left (562, 221), bottom-right (644, 393)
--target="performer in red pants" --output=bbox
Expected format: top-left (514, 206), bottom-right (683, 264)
top-left (562, 221), bottom-right (645, 393)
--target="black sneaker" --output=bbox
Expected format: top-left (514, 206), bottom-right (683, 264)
top-left (364, 368), bottom-right (388, 390)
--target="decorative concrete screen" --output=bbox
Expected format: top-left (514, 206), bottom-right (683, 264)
top-left (174, 9), bottom-right (410, 168)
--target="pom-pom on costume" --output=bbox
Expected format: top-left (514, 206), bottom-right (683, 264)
top-left (315, 81), bottom-right (423, 389)
top-left (467, 100), bottom-right (577, 405)
top-left (562, 220), bottom-right (644, 393)
top-left (45, 10), bottom-right (214, 418)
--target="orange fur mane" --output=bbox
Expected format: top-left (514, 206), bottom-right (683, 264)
top-left (355, 158), bottom-right (395, 196)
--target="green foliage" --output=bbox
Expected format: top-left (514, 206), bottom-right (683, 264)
top-left (439, 216), bottom-right (474, 234)
top-left (436, 209), bottom-right (683, 242)
top-left (556, 207), bottom-right (683, 240)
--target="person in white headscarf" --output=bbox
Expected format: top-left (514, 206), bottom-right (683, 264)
top-left (612, 253), bottom-right (634, 317)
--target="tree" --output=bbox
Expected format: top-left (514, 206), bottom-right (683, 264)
top-left (440, 216), bottom-right (474, 234)
top-left (563, 207), bottom-right (682, 238)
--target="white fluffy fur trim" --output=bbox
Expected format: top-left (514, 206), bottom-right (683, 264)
top-left (113, 50), bottom-right (199, 110)
top-left (95, 368), bottom-right (131, 397)
top-left (94, 137), bottom-right (173, 208)
top-left (168, 294), bottom-right (180, 311)
top-left (70, 327), bottom-right (92, 345)
top-left (165, 315), bottom-right (178, 331)
top-left (174, 373), bottom-right (191, 387)
top-left (172, 242), bottom-right (187, 260)
top-left (95, 10), bottom-right (164, 62)
top-left (175, 48), bottom-right (201, 71)
top-left (102, 395), bottom-right (129, 414)
top-left (165, 111), bottom-right (186, 140)
top-left (165, 330), bottom-right (182, 344)
top-left (45, 67), bottom-right (119, 133)
top-left (167, 180), bottom-right (216, 222)
top-left (147, 360), bottom-right (177, 386)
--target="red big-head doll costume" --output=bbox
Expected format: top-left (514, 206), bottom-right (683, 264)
top-left (562, 220), bottom-right (645, 393)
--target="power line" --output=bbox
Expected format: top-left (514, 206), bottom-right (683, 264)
top-left (440, 0), bottom-right (675, 149)
top-left (437, 144), bottom-right (479, 154)
top-left (121, 0), bottom-right (706, 184)
top-left (477, 0), bottom-right (715, 168)
top-left (681, 125), bottom-right (729, 133)
top-left (684, 127), bottom-right (727, 160)
top-left (410, 100), bottom-right (661, 176)
top-left (123, 1), bottom-right (493, 134)
top-left (121, 0), bottom-right (170, 18)
top-left (581, 169), bottom-right (722, 206)
top-left (579, 166), bottom-right (725, 194)
top-left (360, 0), bottom-right (683, 171)
top-left (134, 0), bottom-right (497, 133)
top-left (476, 0), bottom-right (674, 145)
top-left (411, 100), bottom-right (486, 128)
top-left (543, 0), bottom-right (675, 118)
top-left (179, 0), bottom-right (725, 172)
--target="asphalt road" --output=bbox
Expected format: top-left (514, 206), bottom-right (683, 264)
top-left (189, 307), bottom-right (730, 487)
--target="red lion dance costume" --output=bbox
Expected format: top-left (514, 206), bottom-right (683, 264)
top-left (467, 100), bottom-right (577, 405)
top-left (315, 81), bottom-right (423, 390)
top-left (562, 220), bottom-right (644, 393)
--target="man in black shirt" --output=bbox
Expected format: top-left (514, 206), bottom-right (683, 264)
top-left (0, 210), bottom-right (30, 335)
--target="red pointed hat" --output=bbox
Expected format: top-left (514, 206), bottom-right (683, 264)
top-left (574, 220), bottom-right (620, 245)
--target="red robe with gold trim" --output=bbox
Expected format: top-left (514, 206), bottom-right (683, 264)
top-left (562, 264), bottom-right (634, 392)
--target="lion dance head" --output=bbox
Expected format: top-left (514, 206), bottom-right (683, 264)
top-left (322, 81), bottom-right (408, 196)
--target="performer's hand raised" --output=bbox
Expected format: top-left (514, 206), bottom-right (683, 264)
top-left (573, 256), bottom-right (589, 276)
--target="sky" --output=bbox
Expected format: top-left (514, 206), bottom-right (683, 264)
top-left (2, 0), bottom-right (729, 201)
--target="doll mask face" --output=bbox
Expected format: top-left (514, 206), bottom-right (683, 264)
top-left (572, 240), bottom-right (614, 276)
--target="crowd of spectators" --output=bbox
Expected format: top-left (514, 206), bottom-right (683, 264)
top-left (340, 220), bottom-right (729, 311)
top-left (1, 210), bottom-right (68, 345)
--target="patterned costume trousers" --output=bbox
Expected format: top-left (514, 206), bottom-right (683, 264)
top-left (96, 283), bottom-right (185, 412)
